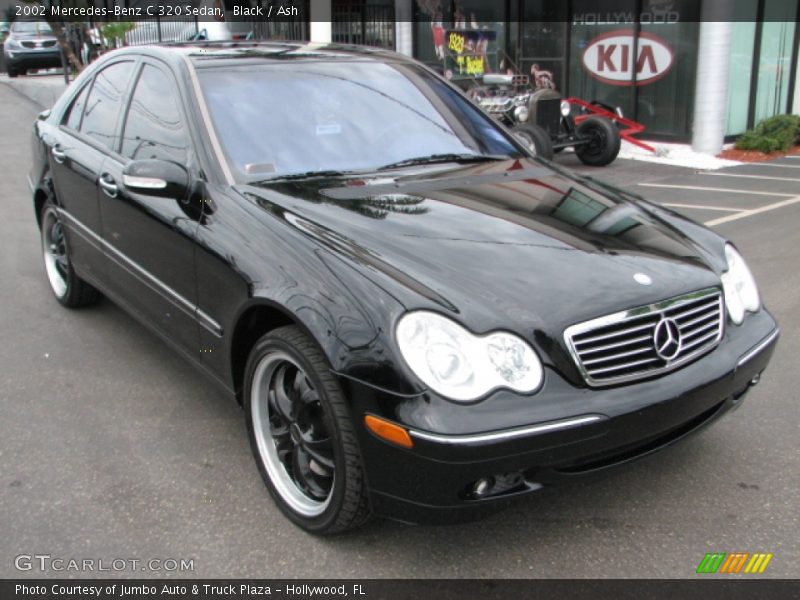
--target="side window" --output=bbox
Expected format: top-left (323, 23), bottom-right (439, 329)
top-left (63, 83), bottom-right (90, 131)
top-left (121, 65), bottom-right (189, 164)
top-left (80, 61), bottom-right (135, 150)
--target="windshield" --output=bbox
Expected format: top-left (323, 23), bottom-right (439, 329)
top-left (197, 61), bottom-right (522, 181)
top-left (11, 21), bottom-right (52, 35)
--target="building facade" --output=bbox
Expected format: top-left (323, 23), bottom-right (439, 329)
top-left (313, 0), bottom-right (800, 152)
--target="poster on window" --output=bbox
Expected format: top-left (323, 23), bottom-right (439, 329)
top-left (443, 29), bottom-right (499, 80)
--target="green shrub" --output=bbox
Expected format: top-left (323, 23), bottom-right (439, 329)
top-left (735, 114), bottom-right (800, 153)
top-left (101, 22), bottom-right (135, 47)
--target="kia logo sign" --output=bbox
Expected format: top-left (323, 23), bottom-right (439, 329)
top-left (582, 30), bottom-right (674, 86)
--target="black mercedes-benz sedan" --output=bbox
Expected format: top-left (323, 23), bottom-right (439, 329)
top-left (29, 42), bottom-right (779, 534)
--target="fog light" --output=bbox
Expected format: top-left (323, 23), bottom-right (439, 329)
top-left (750, 373), bottom-right (761, 386)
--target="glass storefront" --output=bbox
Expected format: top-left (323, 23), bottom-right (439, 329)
top-left (753, 0), bottom-right (798, 124)
top-left (410, 0), bottom-right (799, 141)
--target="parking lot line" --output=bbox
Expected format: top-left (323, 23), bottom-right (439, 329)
top-left (704, 195), bottom-right (800, 226)
top-left (702, 172), bottom-right (800, 182)
top-left (661, 202), bottom-right (743, 212)
top-left (638, 183), bottom-right (794, 197)
top-left (744, 163), bottom-right (800, 169)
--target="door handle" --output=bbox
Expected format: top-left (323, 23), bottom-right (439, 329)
top-left (51, 145), bottom-right (66, 164)
top-left (99, 174), bottom-right (118, 198)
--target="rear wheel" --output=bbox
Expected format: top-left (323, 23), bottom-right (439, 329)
top-left (575, 116), bottom-right (621, 166)
top-left (40, 201), bottom-right (101, 307)
top-left (512, 123), bottom-right (554, 160)
top-left (244, 325), bottom-right (371, 534)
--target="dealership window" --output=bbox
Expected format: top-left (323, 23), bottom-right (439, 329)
top-left (413, 0), bottom-right (506, 78)
top-left (567, 0), bottom-right (699, 139)
top-left (753, 0), bottom-right (798, 124)
top-left (635, 19), bottom-right (699, 137)
top-left (518, 0), bottom-right (568, 92)
top-left (332, 0), bottom-right (396, 49)
top-left (726, 21), bottom-right (758, 135)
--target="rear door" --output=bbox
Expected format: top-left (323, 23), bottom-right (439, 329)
top-left (97, 59), bottom-right (202, 353)
top-left (48, 60), bottom-right (136, 281)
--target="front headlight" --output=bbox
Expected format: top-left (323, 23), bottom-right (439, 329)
top-left (721, 244), bottom-right (760, 325)
top-left (396, 311), bottom-right (544, 402)
top-left (4, 38), bottom-right (22, 51)
top-left (560, 100), bottom-right (571, 117)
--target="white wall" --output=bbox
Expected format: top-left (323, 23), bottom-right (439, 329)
top-left (309, 0), bottom-right (332, 44)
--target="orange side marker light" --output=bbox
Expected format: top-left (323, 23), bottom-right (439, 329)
top-left (364, 415), bottom-right (413, 449)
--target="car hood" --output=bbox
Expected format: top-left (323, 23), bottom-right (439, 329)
top-left (239, 158), bottom-right (724, 343)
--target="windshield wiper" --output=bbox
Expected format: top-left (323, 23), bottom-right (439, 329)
top-left (376, 153), bottom-right (507, 171)
top-left (251, 170), bottom-right (351, 183)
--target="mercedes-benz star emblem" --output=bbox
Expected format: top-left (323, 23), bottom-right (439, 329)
top-left (653, 318), bottom-right (682, 361)
top-left (634, 273), bottom-right (653, 286)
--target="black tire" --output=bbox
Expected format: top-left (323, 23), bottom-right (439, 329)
top-left (40, 201), bottom-right (101, 308)
top-left (244, 325), bottom-right (371, 535)
top-left (7, 68), bottom-right (18, 78)
top-left (512, 123), bottom-right (554, 160)
top-left (575, 116), bottom-right (621, 166)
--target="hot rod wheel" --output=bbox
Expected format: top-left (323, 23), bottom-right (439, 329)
top-left (512, 123), bottom-right (554, 160)
top-left (575, 116), bottom-right (622, 166)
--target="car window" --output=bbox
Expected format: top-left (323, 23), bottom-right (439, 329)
top-left (80, 61), bottom-right (135, 150)
top-left (198, 61), bottom-right (522, 181)
top-left (62, 83), bottom-right (90, 131)
top-left (121, 64), bottom-right (188, 164)
top-left (11, 21), bottom-right (52, 35)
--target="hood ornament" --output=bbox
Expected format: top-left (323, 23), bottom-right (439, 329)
top-left (633, 273), bottom-right (653, 286)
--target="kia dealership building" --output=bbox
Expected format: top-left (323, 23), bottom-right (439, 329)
top-left (311, 0), bottom-right (799, 153)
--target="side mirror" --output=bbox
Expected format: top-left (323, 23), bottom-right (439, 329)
top-left (37, 109), bottom-right (51, 121)
top-left (122, 159), bottom-right (189, 199)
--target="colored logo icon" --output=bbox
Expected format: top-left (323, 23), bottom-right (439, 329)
top-left (696, 552), bottom-right (773, 574)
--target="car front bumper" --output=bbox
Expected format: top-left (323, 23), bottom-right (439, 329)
top-left (339, 310), bottom-right (779, 524)
top-left (5, 49), bottom-right (62, 70)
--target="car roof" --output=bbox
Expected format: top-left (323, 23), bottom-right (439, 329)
top-left (106, 41), bottom-right (416, 70)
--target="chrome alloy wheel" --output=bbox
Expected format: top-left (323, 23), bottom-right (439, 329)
top-left (250, 352), bottom-right (335, 517)
top-left (42, 208), bottom-right (69, 298)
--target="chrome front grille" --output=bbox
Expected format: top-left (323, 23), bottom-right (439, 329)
top-left (564, 288), bottom-right (724, 386)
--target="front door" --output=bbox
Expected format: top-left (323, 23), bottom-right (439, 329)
top-left (97, 60), bottom-right (202, 354)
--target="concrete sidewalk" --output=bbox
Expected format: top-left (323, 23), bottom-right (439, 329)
top-left (0, 72), bottom-right (69, 110)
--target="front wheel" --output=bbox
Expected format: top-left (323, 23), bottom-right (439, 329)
top-left (575, 116), bottom-right (621, 166)
top-left (40, 201), bottom-right (101, 307)
top-left (244, 325), bottom-right (371, 534)
top-left (512, 123), bottom-right (554, 160)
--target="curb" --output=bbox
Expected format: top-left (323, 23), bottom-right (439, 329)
top-left (0, 74), bottom-right (68, 110)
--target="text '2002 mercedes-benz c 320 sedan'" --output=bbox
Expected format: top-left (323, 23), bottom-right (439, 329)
top-left (29, 42), bottom-right (779, 534)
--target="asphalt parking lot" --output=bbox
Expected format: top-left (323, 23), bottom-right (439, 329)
top-left (1, 79), bottom-right (798, 579)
